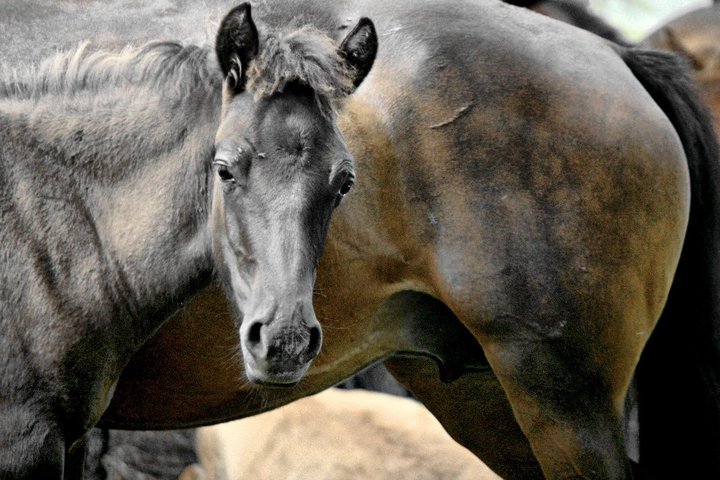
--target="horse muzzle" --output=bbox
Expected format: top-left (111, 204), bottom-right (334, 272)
top-left (239, 302), bottom-right (322, 386)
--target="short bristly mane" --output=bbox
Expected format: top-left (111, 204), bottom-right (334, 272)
top-left (0, 24), bottom-right (352, 112)
top-left (246, 26), bottom-right (353, 115)
top-left (0, 41), bottom-right (219, 100)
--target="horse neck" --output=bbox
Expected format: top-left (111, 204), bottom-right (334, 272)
top-left (0, 74), bottom-right (221, 348)
top-left (94, 87), bottom-right (221, 328)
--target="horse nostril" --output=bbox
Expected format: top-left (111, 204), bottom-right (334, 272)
top-left (306, 325), bottom-right (322, 359)
top-left (247, 321), bottom-right (263, 348)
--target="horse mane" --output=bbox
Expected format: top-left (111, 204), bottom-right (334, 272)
top-left (0, 41), bottom-right (219, 100)
top-left (1, 24), bottom-right (352, 115)
top-left (246, 25), bottom-right (353, 114)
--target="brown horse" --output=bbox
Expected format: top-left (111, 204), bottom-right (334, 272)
top-left (0, 4), bottom-right (376, 477)
top-left (640, 2), bottom-right (720, 135)
top-left (82, 1), bottom-right (719, 479)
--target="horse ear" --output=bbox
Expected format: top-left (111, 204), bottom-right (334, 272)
top-left (215, 3), bottom-right (259, 89)
top-left (338, 18), bottom-right (378, 91)
top-left (664, 28), bottom-right (704, 71)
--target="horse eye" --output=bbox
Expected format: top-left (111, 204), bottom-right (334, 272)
top-left (216, 165), bottom-right (235, 182)
top-left (339, 179), bottom-right (354, 196)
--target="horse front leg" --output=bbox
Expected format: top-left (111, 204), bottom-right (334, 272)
top-left (384, 356), bottom-right (544, 480)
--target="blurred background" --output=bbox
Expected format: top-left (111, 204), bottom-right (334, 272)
top-left (590, 0), bottom-right (711, 39)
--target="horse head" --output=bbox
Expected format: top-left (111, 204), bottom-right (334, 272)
top-left (210, 3), bottom-right (377, 386)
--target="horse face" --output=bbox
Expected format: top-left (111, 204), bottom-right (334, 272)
top-left (212, 90), bottom-right (354, 386)
top-left (210, 3), bottom-right (376, 386)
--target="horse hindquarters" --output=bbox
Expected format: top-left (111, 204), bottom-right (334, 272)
top-left (421, 42), bottom-right (690, 477)
top-left (620, 48), bottom-right (720, 479)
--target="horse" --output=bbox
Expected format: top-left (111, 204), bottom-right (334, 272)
top-left (4, 1), bottom-right (720, 478)
top-left (640, 2), bottom-right (720, 135)
top-left (181, 388), bottom-right (499, 480)
top-left (78, 1), bottom-right (719, 479)
top-left (0, 3), bottom-right (377, 477)
top-left (84, 429), bottom-right (196, 480)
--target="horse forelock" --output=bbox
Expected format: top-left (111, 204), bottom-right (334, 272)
top-left (0, 41), bottom-right (221, 100)
top-left (245, 26), bottom-right (353, 115)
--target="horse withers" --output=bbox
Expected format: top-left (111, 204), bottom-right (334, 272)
top-left (0, 3), bottom-right (376, 477)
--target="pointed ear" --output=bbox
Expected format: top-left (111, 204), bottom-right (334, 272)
top-left (338, 17), bottom-right (378, 91)
top-left (664, 27), bottom-right (704, 71)
top-left (215, 3), bottom-right (259, 88)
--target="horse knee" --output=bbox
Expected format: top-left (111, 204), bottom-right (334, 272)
top-left (0, 407), bottom-right (64, 479)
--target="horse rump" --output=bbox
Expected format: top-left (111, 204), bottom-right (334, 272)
top-left (620, 46), bottom-right (720, 479)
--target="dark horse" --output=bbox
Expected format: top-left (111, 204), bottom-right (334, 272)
top-left (4, 1), bottom-right (720, 479)
top-left (0, 3), bottom-right (377, 477)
